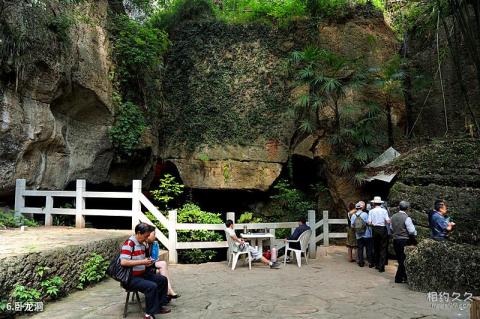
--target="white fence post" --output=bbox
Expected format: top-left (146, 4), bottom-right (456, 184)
top-left (14, 179), bottom-right (26, 217)
top-left (323, 210), bottom-right (329, 247)
top-left (308, 210), bottom-right (316, 258)
top-left (169, 210), bottom-right (178, 264)
top-left (131, 180), bottom-right (142, 230)
top-left (226, 212), bottom-right (235, 223)
top-left (45, 196), bottom-right (53, 226)
top-left (75, 180), bottom-right (86, 228)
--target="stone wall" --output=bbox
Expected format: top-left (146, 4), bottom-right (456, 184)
top-left (0, 235), bottom-right (126, 301)
top-left (0, 1), bottom-right (156, 197)
top-left (388, 138), bottom-right (480, 294)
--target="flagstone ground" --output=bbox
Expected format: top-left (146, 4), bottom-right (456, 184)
top-left (30, 246), bottom-right (470, 319)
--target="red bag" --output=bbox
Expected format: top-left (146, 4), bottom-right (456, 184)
top-left (263, 250), bottom-right (271, 260)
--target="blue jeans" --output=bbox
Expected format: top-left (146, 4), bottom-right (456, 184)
top-left (125, 271), bottom-right (168, 315)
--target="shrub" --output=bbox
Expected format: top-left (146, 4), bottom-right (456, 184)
top-left (77, 253), bottom-right (109, 289)
top-left (150, 174), bottom-right (184, 210)
top-left (237, 212), bottom-right (262, 223)
top-left (150, 0), bottom-right (215, 30)
top-left (270, 179), bottom-right (315, 220)
top-left (109, 100), bottom-right (146, 155)
top-left (11, 285), bottom-right (41, 303)
top-left (0, 211), bottom-right (38, 228)
top-left (216, 0), bottom-right (306, 25)
top-left (111, 14), bottom-right (169, 86)
top-left (176, 203), bottom-right (224, 264)
top-left (40, 276), bottom-right (64, 299)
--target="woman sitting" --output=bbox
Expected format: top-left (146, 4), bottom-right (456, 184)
top-left (145, 231), bottom-right (180, 299)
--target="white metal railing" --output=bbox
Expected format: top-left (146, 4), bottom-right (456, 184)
top-left (14, 179), bottom-right (347, 263)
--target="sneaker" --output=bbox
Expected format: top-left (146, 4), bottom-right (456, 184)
top-left (158, 307), bottom-right (171, 314)
top-left (358, 262), bottom-right (365, 267)
top-left (285, 256), bottom-right (291, 264)
top-left (270, 262), bottom-right (280, 269)
top-left (368, 263), bottom-right (375, 268)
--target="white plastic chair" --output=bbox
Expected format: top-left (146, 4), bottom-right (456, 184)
top-left (225, 230), bottom-right (252, 270)
top-left (284, 229), bottom-right (312, 268)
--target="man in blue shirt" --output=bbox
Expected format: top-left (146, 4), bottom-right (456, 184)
top-left (280, 217), bottom-right (311, 262)
top-left (430, 200), bottom-right (455, 241)
top-left (351, 202), bottom-right (374, 268)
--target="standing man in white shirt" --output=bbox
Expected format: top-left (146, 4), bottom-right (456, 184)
top-left (367, 196), bottom-right (391, 273)
top-left (391, 201), bottom-right (417, 283)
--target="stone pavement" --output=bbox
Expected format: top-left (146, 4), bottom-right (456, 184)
top-left (0, 227), bottom-right (131, 258)
top-left (31, 246), bottom-right (470, 319)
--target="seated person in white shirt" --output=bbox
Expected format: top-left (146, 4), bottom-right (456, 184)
top-left (225, 220), bottom-right (280, 269)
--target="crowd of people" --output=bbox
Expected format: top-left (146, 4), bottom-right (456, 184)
top-left (115, 198), bottom-right (455, 318)
top-left (346, 196), bottom-right (455, 284)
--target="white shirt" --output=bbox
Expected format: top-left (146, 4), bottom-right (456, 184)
top-left (368, 207), bottom-right (390, 226)
top-left (400, 211), bottom-right (417, 235)
top-left (225, 227), bottom-right (236, 238)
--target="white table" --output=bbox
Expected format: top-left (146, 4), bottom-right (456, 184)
top-left (240, 232), bottom-right (275, 255)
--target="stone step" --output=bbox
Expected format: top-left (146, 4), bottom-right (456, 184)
top-left (159, 249), bottom-right (169, 262)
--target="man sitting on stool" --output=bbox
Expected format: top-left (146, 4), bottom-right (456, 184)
top-left (120, 223), bottom-right (171, 319)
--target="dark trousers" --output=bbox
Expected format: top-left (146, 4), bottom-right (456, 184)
top-left (372, 226), bottom-right (388, 270)
top-left (356, 237), bottom-right (373, 265)
top-left (125, 271), bottom-right (168, 315)
top-left (393, 238), bottom-right (408, 282)
top-left (277, 242), bottom-right (300, 257)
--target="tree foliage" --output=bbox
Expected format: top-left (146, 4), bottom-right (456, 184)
top-left (108, 97), bottom-right (146, 156)
top-left (150, 174), bottom-right (185, 210)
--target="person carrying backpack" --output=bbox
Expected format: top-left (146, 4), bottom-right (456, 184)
top-left (351, 201), bottom-right (374, 268)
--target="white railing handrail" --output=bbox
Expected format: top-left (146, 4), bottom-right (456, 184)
top-left (14, 179), bottom-right (348, 263)
top-left (138, 193), bottom-right (170, 227)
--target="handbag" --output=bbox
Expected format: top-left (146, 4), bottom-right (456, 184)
top-left (107, 241), bottom-right (134, 286)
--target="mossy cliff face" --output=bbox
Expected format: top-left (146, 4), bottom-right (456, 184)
top-left (405, 16), bottom-right (480, 138)
top-left (388, 139), bottom-right (480, 294)
top-left (160, 21), bottom-right (294, 190)
top-left (0, 1), bottom-right (156, 196)
top-left (160, 16), bottom-right (400, 194)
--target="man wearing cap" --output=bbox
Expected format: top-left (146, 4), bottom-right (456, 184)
top-left (391, 201), bottom-right (417, 283)
top-left (367, 196), bottom-right (391, 272)
top-left (350, 201), bottom-right (374, 267)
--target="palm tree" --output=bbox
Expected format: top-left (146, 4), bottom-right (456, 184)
top-left (369, 55), bottom-right (405, 146)
top-left (289, 47), bottom-right (362, 149)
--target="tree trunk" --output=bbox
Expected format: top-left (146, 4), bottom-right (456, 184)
top-left (386, 98), bottom-right (394, 146)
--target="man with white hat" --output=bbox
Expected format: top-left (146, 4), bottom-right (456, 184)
top-left (367, 196), bottom-right (391, 272)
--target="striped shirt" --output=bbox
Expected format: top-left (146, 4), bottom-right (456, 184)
top-left (120, 235), bottom-right (146, 277)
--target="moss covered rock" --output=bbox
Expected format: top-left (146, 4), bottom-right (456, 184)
top-left (405, 239), bottom-right (480, 295)
top-left (388, 138), bottom-right (480, 295)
